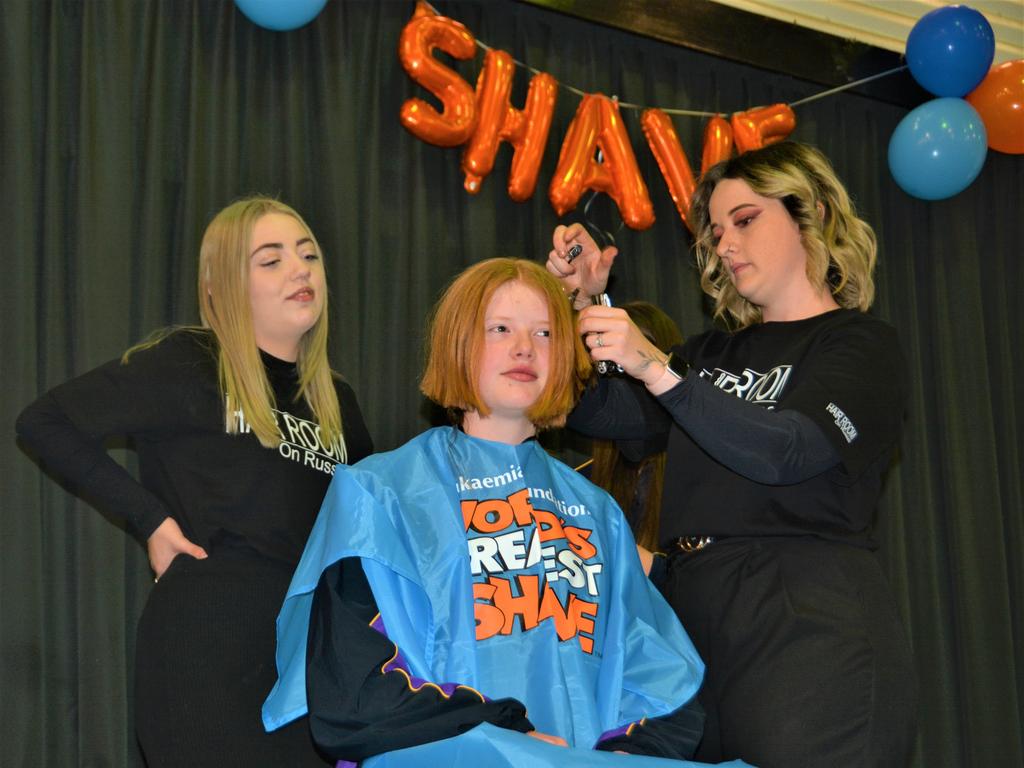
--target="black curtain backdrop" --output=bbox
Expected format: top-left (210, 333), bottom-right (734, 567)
top-left (2, 1), bottom-right (1020, 765)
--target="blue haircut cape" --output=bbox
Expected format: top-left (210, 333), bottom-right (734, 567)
top-left (264, 428), bottom-right (740, 767)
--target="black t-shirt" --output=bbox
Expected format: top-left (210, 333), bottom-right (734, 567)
top-left (16, 329), bottom-right (373, 565)
top-left (662, 308), bottom-right (906, 547)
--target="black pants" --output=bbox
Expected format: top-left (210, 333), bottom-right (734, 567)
top-left (135, 550), bottom-right (330, 768)
top-left (661, 537), bottom-right (917, 768)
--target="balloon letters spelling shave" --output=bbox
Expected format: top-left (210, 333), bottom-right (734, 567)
top-left (397, 4), bottom-right (801, 233)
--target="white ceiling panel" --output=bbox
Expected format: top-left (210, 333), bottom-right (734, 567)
top-left (707, 0), bottom-right (1023, 62)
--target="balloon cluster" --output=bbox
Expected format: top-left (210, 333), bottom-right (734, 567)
top-left (889, 5), bottom-right (1022, 200)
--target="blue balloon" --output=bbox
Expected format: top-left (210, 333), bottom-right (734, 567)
top-left (906, 5), bottom-right (995, 97)
top-left (888, 97), bottom-right (988, 200)
top-left (235, 0), bottom-right (328, 32)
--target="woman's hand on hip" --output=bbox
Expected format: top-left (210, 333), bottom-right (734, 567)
top-left (147, 517), bottom-right (208, 580)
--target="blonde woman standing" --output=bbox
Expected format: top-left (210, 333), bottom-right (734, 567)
top-left (548, 143), bottom-right (917, 766)
top-left (16, 198), bottom-right (372, 766)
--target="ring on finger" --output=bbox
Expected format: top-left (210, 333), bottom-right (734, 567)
top-left (595, 333), bottom-right (604, 348)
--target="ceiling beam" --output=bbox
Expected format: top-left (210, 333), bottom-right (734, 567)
top-left (517, 0), bottom-right (929, 108)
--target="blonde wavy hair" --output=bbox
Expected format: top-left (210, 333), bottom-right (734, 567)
top-left (126, 197), bottom-right (343, 450)
top-left (689, 142), bottom-right (877, 329)
top-left (421, 258), bottom-right (591, 430)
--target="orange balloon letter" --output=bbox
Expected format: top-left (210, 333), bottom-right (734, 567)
top-left (702, 115), bottom-right (733, 171)
top-left (731, 104), bottom-right (796, 153)
top-left (550, 94), bottom-right (654, 230)
top-left (641, 109), bottom-right (697, 233)
top-left (462, 49), bottom-right (558, 199)
top-left (398, 1), bottom-right (477, 147)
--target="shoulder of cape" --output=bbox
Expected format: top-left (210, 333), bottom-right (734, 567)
top-left (338, 427), bottom-right (451, 490)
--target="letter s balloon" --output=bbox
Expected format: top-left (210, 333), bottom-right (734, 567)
top-left (398, 2), bottom-right (478, 147)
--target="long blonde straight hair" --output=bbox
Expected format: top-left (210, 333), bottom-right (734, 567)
top-left (128, 197), bottom-right (343, 451)
top-left (200, 197), bottom-right (342, 450)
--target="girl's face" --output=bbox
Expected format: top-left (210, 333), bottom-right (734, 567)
top-left (474, 280), bottom-right (551, 424)
top-left (247, 212), bottom-right (325, 361)
top-left (708, 178), bottom-right (812, 321)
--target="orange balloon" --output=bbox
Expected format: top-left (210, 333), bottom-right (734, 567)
top-left (731, 104), bottom-right (796, 153)
top-left (504, 72), bottom-right (558, 201)
top-left (549, 94), bottom-right (655, 230)
top-left (398, 2), bottom-right (477, 147)
top-left (701, 115), bottom-right (733, 172)
top-left (461, 49), bottom-right (557, 199)
top-left (463, 49), bottom-right (516, 192)
top-left (641, 109), bottom-right (697, 233)
top-left (966, 59), bottom-right (1024, 154)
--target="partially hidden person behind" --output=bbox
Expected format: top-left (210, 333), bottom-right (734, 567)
top-left (263, 258), bottom-right (748, 767)
top-left (16, 197), bottom-right (373, 767)
top-left (584, 301), bottom-right (682, 572)
top-left (546, 142), bottom-right (917, 767)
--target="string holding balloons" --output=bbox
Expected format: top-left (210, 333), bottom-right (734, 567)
top-left (889, 4), bottom-right (1021, 200)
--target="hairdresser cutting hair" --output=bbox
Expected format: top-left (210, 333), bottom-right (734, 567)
top-left (547, 142), bottom-right (917, 767)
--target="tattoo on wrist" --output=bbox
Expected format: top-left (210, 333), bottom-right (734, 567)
top-left (635, 350), bottom-right (664, 372)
